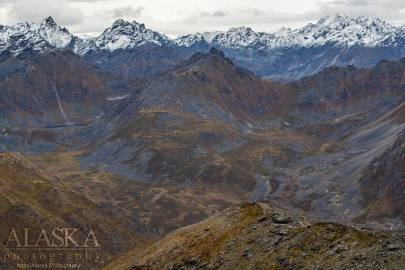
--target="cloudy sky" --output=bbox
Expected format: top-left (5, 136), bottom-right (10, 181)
top-left (0, 0), bottom-right (404, 36)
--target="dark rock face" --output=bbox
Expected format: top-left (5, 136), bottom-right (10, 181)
top-left (358, 129), bottom-right (405, 223)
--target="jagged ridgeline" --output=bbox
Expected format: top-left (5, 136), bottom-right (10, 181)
top-left (1, 15), bottom-right (405, 80)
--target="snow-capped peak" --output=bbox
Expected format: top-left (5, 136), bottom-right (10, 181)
top-left (93, 19), bottom-right (171, 51)
top-left (175, 31), bottom-right (220, 47)
top-left (0, 17), bottom-right (174, 56)
top-left (37, 16), bottom-right (73, 48)
top-left (210, 26), bottom-right (265, 48)
top-left (109, 19), bottom-right (146, 34)
top-left (175, 27), bottom-right (269, 49)
top-left (176, 15), bottom-right (405, 49)
top-left (0, 16), bottom-right (74, 54)
top-left (287, 14), bottom-right (399, 47)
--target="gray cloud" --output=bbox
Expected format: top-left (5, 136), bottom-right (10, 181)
top-left (165, 0), bottom-right (405, 35)
top-left (313, 0), bottom-right (405, 21)
top-left (111, 6), bottom-right (145, 19)
top-left (0, 0), bottom-right (104, 1)
top-left (7, 0), bottom-right (84, 25)
top-left (2, 0), bottom-right (405, 36)
top-left (159, 7), bottom-right (321, 35)
top-left (201, 10), bottom-right (226, 17)
top-left (242, 9), bottom-right (266, 16)
top-left (3, 0), bottom-right (145, 33)
top-left (68, 5), bottom-right (146, 34)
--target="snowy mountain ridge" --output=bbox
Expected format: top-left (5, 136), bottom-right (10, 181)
top-left (176, 14), bottom-right (405, 48)
top-left (91, 19), bottom-right (171, 52)
top-left (0, 14), bottom-right (404, 56)
top-left (0, 16), bottom-right (171, 55)
top-left (0, 16), bottom-right (74, 54)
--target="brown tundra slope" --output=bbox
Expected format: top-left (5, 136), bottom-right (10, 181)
top-left (0, 152), bottom-right (154, 269)
top-left (105, 202), bottom-right (405, 270)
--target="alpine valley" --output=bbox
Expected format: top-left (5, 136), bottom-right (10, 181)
top-left (0, 14), bottom-right (404, 270)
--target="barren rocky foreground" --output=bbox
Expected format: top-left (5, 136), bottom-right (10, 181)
top-left (105, 203), bottom-right (405, 270)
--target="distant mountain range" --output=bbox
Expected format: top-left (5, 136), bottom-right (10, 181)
top-left (2, 15), bottom-right (405, 80)
top-left (176, 15), bottom-right (405, 48)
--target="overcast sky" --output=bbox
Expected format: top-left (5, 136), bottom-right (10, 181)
top-left (0, 0), bottom-right (405, 36)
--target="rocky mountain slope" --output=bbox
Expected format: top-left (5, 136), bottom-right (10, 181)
top-left (105, 202), bottom-right (405, 270)
top-left (46, 49), bottom-right (403, 231)
top-left (358, 127), bottom-right (405, 224)
top-left (0, 44), bottom-right (404, 268)
top-left (1, 48), bottom-right (403, 229)
top-left (0, 49), bottom-right (118, 128)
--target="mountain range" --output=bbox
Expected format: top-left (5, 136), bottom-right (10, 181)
top-left (1, 46), bottom-right (403, 225)
top-left (0, 14), bottom-right (404, 270)
top-left (2, 15), bottom-right (405, 80)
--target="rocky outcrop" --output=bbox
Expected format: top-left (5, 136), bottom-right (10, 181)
top-left (105, 203), bottom-right (405, 270)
